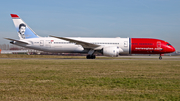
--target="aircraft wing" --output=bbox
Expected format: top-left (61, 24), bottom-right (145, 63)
top-left (5, 38), bottom-right (29, 44)
top-left (49, 35), bottom-right (100, 49)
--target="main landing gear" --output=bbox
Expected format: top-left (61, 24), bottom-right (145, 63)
top-left (86, 49), bottom-right (96, 59)
top-left (86, 55), bottom-right (96, 59)
top-left (159, 54), bottom-right (162, 60)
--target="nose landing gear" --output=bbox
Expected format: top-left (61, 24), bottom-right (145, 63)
top-left (159, 54), bottom-right (162, 60)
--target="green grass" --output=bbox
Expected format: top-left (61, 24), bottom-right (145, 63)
top-left (0, 55), bottom-right (180, 100)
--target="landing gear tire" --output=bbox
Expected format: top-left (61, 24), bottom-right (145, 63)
top-left (86, 55), bottom-right (96, 59)
top-left (86, 55), bottom-right (90, 59)
top-left (159, 56), bottom-right (162, 60)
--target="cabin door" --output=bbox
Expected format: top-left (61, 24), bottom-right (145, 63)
top-left (124, 41), bottom-right (128, 47)
top-left (40, 40), bottom-right (44, 46)
top-left (157, 41), bottom-right (161, 48)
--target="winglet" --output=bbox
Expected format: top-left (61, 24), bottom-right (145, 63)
top-left (10, 14), bottom-right (19, 18)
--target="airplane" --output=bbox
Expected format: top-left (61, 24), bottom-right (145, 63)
top-left (5, 14), bottom-right (175, 59)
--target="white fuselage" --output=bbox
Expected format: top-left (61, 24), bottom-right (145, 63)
top-left (14, 37), bottom-right (130, 54)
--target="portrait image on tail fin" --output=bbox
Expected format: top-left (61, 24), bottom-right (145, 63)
top-left (11, 14), bottom-right (39, 39)
top-left (18, 23), bottom-right (26, 39)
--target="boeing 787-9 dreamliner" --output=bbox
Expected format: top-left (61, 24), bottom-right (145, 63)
top-left (5, 14), bottom-right (175, 59)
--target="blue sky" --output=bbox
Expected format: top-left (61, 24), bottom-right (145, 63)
top-left (0, 0), bottom-right (180, 50)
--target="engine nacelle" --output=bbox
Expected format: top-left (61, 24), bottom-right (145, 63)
top-left (102, 46), bottom-right (122, 57)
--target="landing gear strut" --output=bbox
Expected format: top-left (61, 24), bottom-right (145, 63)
top-left (86, 55), bottom-right (96, 59)
top-left (159, 54), bottom-right (162, 60)
top-left (86, 49), bottom-right (96, 59)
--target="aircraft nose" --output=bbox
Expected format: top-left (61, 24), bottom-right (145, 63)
top-left (171, 46), bottom-right (176, 52)
top-left (167, 46), bottom-right (176, 53)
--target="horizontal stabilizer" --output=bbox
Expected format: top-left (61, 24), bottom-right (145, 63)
top-left (4, 38), bottom-right (29, 44)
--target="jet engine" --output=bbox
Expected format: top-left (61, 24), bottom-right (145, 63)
top-left (102, 46), bottom-right (123, 57)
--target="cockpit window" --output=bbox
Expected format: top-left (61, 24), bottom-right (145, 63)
top-left (167, 43), bottom-right (171, 46)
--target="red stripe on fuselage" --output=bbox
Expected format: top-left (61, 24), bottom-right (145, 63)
top-left (131, 38), bottom-right (173, 54)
